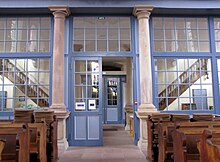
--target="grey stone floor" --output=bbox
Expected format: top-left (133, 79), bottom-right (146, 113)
top-left (58, 126), bottom-right (147, 162)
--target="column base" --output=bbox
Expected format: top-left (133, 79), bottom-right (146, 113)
top-left (138, 138), bottom-right (147, 156)
top-left (136, 103), bottom-right (159, 156)
top-left (49, 107), bottom-right (70, 158)
top-left (124, 104), bottom-right (133, 131)
top-left (58, 138), bottom-right (69, 157)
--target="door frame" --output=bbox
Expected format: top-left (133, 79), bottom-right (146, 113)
top-left (68, 57), bottom-right (103, 146)
top-left (102, 75), bottom-right (125, 124)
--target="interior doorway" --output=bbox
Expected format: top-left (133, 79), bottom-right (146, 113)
top-left (102, 76), bottom-right (123, 124)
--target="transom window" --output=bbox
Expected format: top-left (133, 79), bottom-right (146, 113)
top-left (73, 17), bottom-right (131, 52)
top-left (0, 58), bottom-right (50, 111)
top-left (152, 17), bottom-right (210, 52)
top-left (0, 17), bottom-right (51, 53)
top-left (154, 58), bottom-right (213, 111)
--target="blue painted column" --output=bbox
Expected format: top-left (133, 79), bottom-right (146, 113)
top-left (133, 5), bottom-right (159, 154)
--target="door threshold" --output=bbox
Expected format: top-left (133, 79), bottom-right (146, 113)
top-left (103, 124), bottom-right (124, 131)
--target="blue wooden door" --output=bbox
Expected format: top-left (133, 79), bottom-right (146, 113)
top-left (103, 77), bottom-right (122, 124)
top-left (69, 58), bottom-right (103, 146)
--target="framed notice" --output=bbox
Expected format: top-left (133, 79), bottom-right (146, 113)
top-left (75, 102), bottom-right (85, 110)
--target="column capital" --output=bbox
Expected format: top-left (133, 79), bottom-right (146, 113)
top-left (49, 5), bottom-right (71, 16)
top-left (133, 5), bottom-right (154, 19)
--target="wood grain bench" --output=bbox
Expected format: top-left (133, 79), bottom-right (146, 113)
top-left (47, 118), bottom-right (58, 162)
top-left (197, 129), bottom-right (220, 162)
top-left (0, 139), bottom-right (6, 161)
top-left (147, 113), bottom-right (171, 162)
top-left (158, 121), bottom-right (220, 162)
top-left (0, 123), bottom-right (30, 162)
top-left (173, 128), bottom-right (220, 162)
top-left (28, 122), bottom-right (47, 162)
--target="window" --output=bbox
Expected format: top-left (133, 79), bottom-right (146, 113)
top-left (74, 60), bottom-right (100, 111)
top-left (0, 17), bottom-right (51, 52)
top-left (154, 58), bottom-right (213, 111)
top-left (73, 17), bottom-right (131, 52)
top-left (214, 18), bottom-right (220, 52)
top-left (0, 58), bottom-right (50, 111)
top-left (153, 17), bottom-right (210, 52)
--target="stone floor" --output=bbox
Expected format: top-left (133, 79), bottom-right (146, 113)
top-left (58, 125), bottom-right (147, 162)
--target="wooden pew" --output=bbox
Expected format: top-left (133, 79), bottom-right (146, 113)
top-left (0, 123), bottom-right (30, 162)
top-left (147, 113), bottom-right (171, 162)
top-left (158, 121), bottom-right (220, 162)
top-left (173, 128), bottom-right (220, 162)
top-left (34, 111), bottom-right (58, 162)
top-left (48, 118), bottom-right (58, 162)
top-left (28, 122), bottom-right (47, 162)
top-left (198, 130), bottom-right (220, 162)
top-left (0, 139), bottom-right (6, 161)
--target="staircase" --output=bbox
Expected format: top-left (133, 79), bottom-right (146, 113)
top-left (3, 59), bottom-right (49, 107)
top-left (158, 59), bottom-right (208, 110)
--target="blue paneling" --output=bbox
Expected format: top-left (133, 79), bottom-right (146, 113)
top-left (74, 116), bottom-right (86, 140)
top-left (88, 116), bottom-right (99, 140)
top-left (107, 108), bottom-right (118, 122)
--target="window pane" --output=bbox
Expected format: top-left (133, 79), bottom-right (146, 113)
top-left (85, 40), bottom-right (95, 51)
top-left (40, 30), bottom-right (50, 40)
top-left (108, 17), bottom-right (118, 28)
top-left (39, 41), bottom-right (49, 52)
top-left (0, 18), bottom-right (6, 29)
top-left (97, 28), bottom-right (107, 39)
top-left (165, 30), bottom-right (175, 40)
top-left (75, 60), bottom-right (86, 72)
top-left (97, 40), bottom-right (107, 51)
top-left (74, 40), bottom-right (84, 52)
top-left (109, 40), bottom-right (118, 51)
top-left (199, 42), bottom-right (210, 52)
top-left (85, 17), bottom-right (95, 28)
top-left (75, 86), bottom-right (85, 98)
top-left (119, 17), bottom-right (130, 28)
top-left (120, 40), bottom-right (130, 51)
top-left (198, 30), bottom-right (209, 41)
top-left (29, 18), bottom-right (40, 29)
top-left (108, 29), bottom-right (118, 39)
top-left (176, 18), bottom-right (185, 29)
top-left (186, 18), bottom-right (197, 29)
top-left (0, 30), bottom-right (4, 41)
top-left (165, 41), bottom-right (175, 52)
top-left (154, 41), bottom-right (164, 52)
top-left (40, 17), bottom-right (51, 29)
top-left (120, 29), bottom-right (130, 40)
top-left (74, 17), bottom-right (84, 28)
top-left (17, 42), bottom-right (27, 52)
top-left (97, 18), bottom-right (107, 27)
top-left (85, 28), bottom-right (95, 40)
top-left (198, 18), bottom-right (208, 29)
top-left (164, 18), bottom-right (174, 29)
top-left (6, 42), bottom-right (16, 52)
top-left (153, 17), bottom-right (163, 28)
top-left (74, 29), bottom-right (84, 40)
top-left (154, 29), bottom-right (164, 40)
